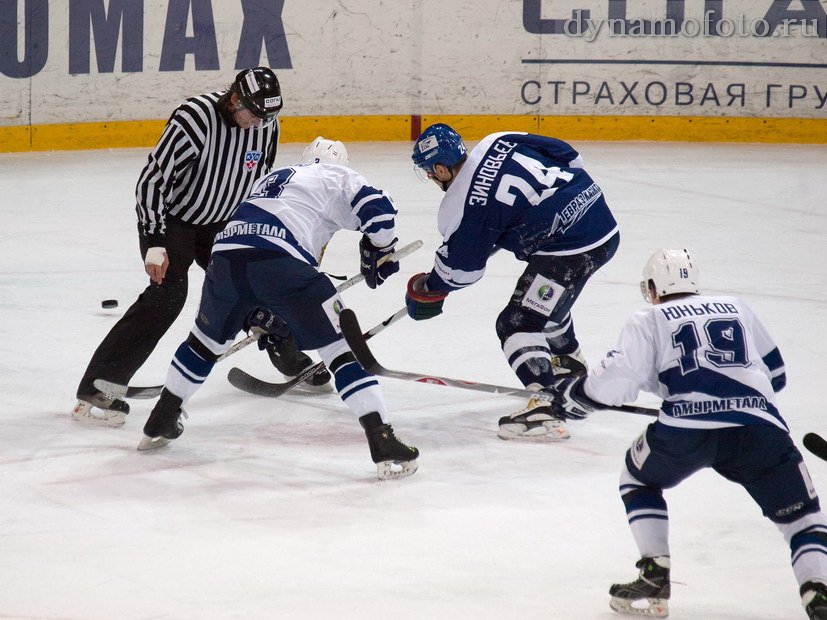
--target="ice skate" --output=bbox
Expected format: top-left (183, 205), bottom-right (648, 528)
top-left (551, 348), bottom-right (588, 377)
top-left (266, 339), bottom-right (332, 387)
top-left (802, 581), bottom-right (827, 620)
top-left (498, 385), bottom-right (570, 441)
top-left (71, 390), bottom-right (130, 428)
top-left (137, 389), bottom-right (185, 451)
top-left (359, 412), bottom-right (419, 480)
top-left (609, 556), bottom-right (671, 618)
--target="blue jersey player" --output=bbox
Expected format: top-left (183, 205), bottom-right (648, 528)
top-left (408, 124), bottom-right (620, 442)
top-left (136, 138), bottom-right (419, 480)
top-left (548, 249), bottom-right (827, 619)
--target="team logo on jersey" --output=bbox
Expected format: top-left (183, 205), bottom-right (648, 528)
top-left (244, 151), bottom-right (262, 171)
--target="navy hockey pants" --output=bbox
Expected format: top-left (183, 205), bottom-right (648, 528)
top-left (626, 422), bottom-right (820, 524)
top-left (495, 231), bottom-right (619, 387)
top-left (195, 249), bottom-right (342, 351)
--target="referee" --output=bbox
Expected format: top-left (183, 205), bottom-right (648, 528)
top-left (73, 67), bottom-right (312, 427)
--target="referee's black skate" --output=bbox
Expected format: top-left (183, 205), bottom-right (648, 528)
top-left (802, 581), bottom-right (827, 620)
top-left (72, 390), bottom-right (130, 427)
top-left (609, 556), bottom-right (670, 617)
top-left (138, 389), bottom-right (185, 451)
top-left (359, 412), bottom-right (419, 480)
top-left (266, 338), bottom-right (331, 386)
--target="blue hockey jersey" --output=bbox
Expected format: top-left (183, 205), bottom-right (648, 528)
top-left (425, 132), bottom-right (618, 292)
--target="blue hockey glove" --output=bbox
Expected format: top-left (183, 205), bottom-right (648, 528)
top-left (359, 235), bottom-right (399, 289)
top-left (244, 307), bottom-right (291, 350)
top-left (547, 376), bottom-right (598, 420)
top-left (406, 273), bottom-right (448, 321)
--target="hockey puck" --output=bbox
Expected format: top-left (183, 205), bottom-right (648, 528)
top-left (101, 299), bottom-right (118, 309)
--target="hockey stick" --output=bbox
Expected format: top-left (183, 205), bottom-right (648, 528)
top-left (94, 328), bottom-right (267, 398)
top-left (95, 241), bottom-right (424, 400)
top-left (339, 308), bottom-right (659, 417)
top-left (803, 433), bottom-right (827, 462)
top-left (227, 307), bottom-right (410, 397)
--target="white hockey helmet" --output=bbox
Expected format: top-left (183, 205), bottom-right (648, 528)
top-left (640, 248), bottom-right (699, 303)
top-left (301, 136), bottom-right (349, 166)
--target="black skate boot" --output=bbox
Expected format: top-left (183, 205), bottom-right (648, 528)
top-left (138, 389), bottom-right (185, 451)
top-left (551, 348), bottom-right (588, 377)
top-left (266, 336), bottom-right (331, 387)
top-left (359, 412), bottom-right (419, 480)
top-left (801, 581), bottom-right (827, 620)
top-left (72, 390), bottom-right (130, 427)
top-left (498, 385), bottom-right (570, 441)
top-left (609, 556), bottom-right (671, 617)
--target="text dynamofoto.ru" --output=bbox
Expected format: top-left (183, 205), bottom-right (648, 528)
top-left (562, 11), bottom-right (822, 42)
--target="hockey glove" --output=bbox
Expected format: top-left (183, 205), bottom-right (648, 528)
top-left (359, 235), bottom-right (400, 289)
top-left (244, 307), bottom-right (291, 350)
top-left (547, 376), bottom-right (598, 420)
top-left (406, 273), bottom-right (448, 321)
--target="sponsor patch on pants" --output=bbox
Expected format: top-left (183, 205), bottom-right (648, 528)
top-left (630, 431), bottom-right (651, 470)
top-left (520, 274), bottom-right (564, 316)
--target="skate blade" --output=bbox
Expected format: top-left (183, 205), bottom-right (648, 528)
top-left (137, 434), bottom-right (172, 451)
top-left (376, 459), bottom-right (418, 480)
top-left (71, 401), bottom-right (126, 428)
top-left (609, 596), bottom-right (669, 617)
top-left (497, 422), bottom-right (571, 442)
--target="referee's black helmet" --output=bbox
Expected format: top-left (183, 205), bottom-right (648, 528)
top-left (233, 67), bottom-right (282, 125)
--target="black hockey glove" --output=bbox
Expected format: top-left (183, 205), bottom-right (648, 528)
top-left (406, 273), bottom-right (448, 321)
top-left (244, 307), bottom-right (291, 350)
top-left (548, 376), bottom-right (598, 420)
top-left (359, 234), bottom-right (399, 289)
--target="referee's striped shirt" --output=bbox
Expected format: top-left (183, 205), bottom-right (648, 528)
top-left (136, 91), bottom-right (279, 245)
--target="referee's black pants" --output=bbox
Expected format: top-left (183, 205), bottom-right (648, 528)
top-left (76, 217), bottom-right (226, 398)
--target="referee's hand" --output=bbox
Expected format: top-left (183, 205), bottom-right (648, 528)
top-left (144, 246), bottom-right (169, 284)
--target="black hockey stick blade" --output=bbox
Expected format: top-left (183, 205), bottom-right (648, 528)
top-left (227, 307), bottom-right (409, 398)
top-left (227, 362), bottom-right (326, 398)
top-left (93, 379), bottom-right (163, 400)
top-left (339, 308), bottom-right (658, 417)
top-left (803, 433), bottom-right (827, 462)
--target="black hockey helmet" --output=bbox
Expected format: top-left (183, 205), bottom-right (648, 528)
top-left (233, 67), bottom-right (282, 126)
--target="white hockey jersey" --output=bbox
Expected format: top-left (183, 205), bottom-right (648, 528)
top-left (212, 163), bottom-right (397, 265)
top-left (585, 294), bottom-right (788, 431)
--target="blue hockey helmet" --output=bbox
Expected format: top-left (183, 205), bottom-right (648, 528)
top-left (411, 123), bottom-right (467, 175)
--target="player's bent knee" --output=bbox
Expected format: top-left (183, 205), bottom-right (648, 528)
top-left (496, 304), bottom-right (547, 342)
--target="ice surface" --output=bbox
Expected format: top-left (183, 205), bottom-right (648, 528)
top-left (1, 139), bottom-right (826, 619)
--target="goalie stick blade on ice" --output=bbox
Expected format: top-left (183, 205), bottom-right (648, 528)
top-left (338, 308), bottom-right (659, 417)
top-left (227, 307), bottom-right (410, 398)
top-left (93, 379), bottom-right (163, 400)
top-left (804, 433), bottom-right (827, 462)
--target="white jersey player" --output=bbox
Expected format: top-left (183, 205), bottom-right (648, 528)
top-left (136, 138), bottom-right (418, 480)
top-left (548, 248), bottom-right (827, 619)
